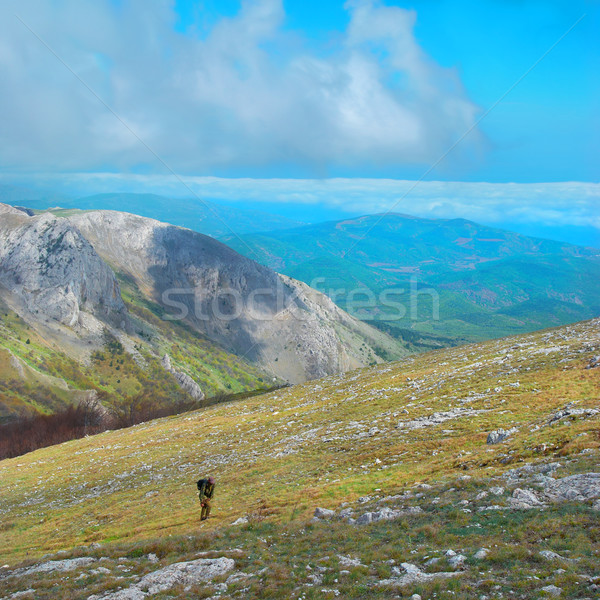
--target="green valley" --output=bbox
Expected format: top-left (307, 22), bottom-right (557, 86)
top-left (222, 214), bottom-right (600, 347)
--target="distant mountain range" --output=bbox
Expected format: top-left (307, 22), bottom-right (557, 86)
top-left (222, 214), bottom-right (600, 346)
top-left (0, 204), bottom-right (404, 422)
top-left (1, 189), bottom-right (303, 238)
top-left (3, 186), bottom-right (598, 355)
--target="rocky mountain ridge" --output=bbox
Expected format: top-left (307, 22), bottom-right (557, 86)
top-left (65, 209), bottom-right (404, 382)
top-left (0, 204), bottom-right (404, 419)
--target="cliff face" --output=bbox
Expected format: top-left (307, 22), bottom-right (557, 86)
top-left (0, 204), bottom-right (403, 386)
top-left (0, 207), bottom-right (128, 332)
top-left (68, 210), bottom-right (405, 382)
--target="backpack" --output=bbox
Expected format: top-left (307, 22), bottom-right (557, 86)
top-left (197, 478), bottom-right (207, 491)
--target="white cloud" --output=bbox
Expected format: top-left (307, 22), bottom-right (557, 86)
top-left (10, 172), bottom-right (599, 230)
top-left (0, 0), bottom-right (481, 173)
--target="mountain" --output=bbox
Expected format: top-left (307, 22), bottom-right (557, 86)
top-left (221, 214), bottom-right (600, 346)
top-left (0, 204), bottom-right (268, 421)
top-left (66, 210), bottom-right (404, 380)
top-left (1, 317), bottom-right (598, 599)
top-left (7, 192), bottom-right (303, 238)
top-left (0, 204), bottom-right (404, 421)
top-left (0, 204), bottom-right (128, 332)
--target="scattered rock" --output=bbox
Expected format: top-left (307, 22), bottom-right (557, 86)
top-left (6, 590), bottom-right (36, 599)
top-left (398, 408), bottom-right (488, 431)
top-left (542, 473), bottom-right (600, 503)
top-left (487, 427), bottom-right (518, 444)
top-left (447, 554), bottom-right (466, 569)
top-left (225, 571), bottom-right (254, 585)
top-left (337, 555), bottom-right (366, 568)
top-left (377, 562), bottom-right (462, 587)
top-left (510, 488), bottom-right (544, 509)
top-left (549, 406), bottom-right (599, 423)
top-left (474, 548), bottom-right (490, 560)
top-left (320, 588), bottom-right (340, 596)
top-left (11, 557), bottom-right (96, 577)
top-left (539, 550), bottom-right (563, 561)
top-left (478, 505), bottom-right (507, 512)
top-left (505, 462), bottom-right (561, 482)
top-left (355, 506), bottom-right (422, 525)
top-left (399, 563), bottom-right (422, 575)
top-left (314, 507), bottom-right (335, 519)
top-left (355, 512), bottom-right (373, 525)
top-left (585, 356), bottom-right (600, 369)
top-left (90, 557), bottom-right (235, 599)
top-left (231, 517), bottom-right (249, 525)
top-left (540, 584), bottom-right (562, 596)
top-left (306, 572), bottom-right (323, 585)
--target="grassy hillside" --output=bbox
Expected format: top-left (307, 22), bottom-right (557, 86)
top-left (222, 215), bottom-right (600, 346)
top-left (1, 319), bottom-right (598, 598)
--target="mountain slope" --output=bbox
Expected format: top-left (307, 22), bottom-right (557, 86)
top-left (222, 214), bottom-right (600, 344)
top-left (0, 205), bottom-right (128, 333)
top-left (0, 204), bottom-right (405, 421)
top-left (67, 210), bottom-right (405, 382)
top-left (0, 318), bottom-right (598, 599)
top-left (0, 204), bottom-right (275, 421)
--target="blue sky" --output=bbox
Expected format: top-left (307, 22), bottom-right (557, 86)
top-left (172, 0), bottom-right (599, 182)
top-left (0, 0), bottom-right (598, 241)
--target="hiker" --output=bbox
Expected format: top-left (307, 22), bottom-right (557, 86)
top-left (197, 476), bottom-right (216, 520)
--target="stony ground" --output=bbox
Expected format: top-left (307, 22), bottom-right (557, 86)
top-left (0, 318), bottom-right (599, 599)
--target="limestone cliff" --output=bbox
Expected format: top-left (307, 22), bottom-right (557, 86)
top-left (68, 210), bottom-right (405, 382)
top-left (0, 206), bottom-right (129, 332)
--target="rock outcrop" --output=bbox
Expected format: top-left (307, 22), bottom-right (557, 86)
top-left (161, 354), bottom-right (205, 401)
top-left (487, 427), bottom-right (518, 444)
top-left (543, 473), bottom-right (600, 503)
top-left (377, 562), bottom-right (463, 587)
top-left (87, 557), bottom-right (235, 599)
top-left (0, 206), bottom-right (128, 332)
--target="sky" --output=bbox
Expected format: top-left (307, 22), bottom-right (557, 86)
top-left (0, 0), bottom-right (598, 242)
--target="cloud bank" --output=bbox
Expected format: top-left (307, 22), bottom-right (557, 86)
top-left (0, 0), bottom-right (481, 174)
top-left (10, 172), bottom-right (599, 231)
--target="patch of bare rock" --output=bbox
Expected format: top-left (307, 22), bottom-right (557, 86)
top-left (377, 561), bottom-right (463, 587)
top-left (86, 557), bottom-right (235, 599)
